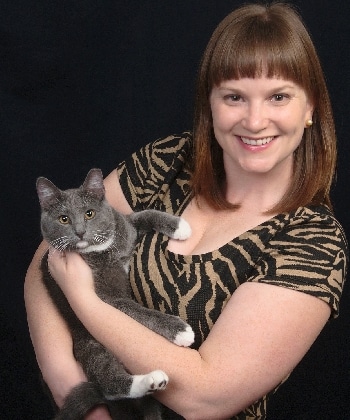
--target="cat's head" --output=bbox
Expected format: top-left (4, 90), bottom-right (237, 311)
top-left (36, 168), bottom-right (115, 253)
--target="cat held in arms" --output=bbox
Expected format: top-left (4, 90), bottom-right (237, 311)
top-left (36, 168), bottom-right (194, 420)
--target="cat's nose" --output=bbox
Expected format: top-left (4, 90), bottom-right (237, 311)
top-left (75, 227), bottom-right (86, 239)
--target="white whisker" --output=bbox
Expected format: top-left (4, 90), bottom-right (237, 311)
top-left (114, 231), bottom-right (127, 241)
top-left (50, 236), bottom-right (70, 251)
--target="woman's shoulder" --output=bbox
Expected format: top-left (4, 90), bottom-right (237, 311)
top-left (119, 131), bottom-right (192, 173)
top-left (272, 205), bottom-right (348, 249)
top-left (287, 206), bottom-right (347, 241)
top-left (150, 131), bottom-right (193, 147)
top-left (148, 131), bottom-right (193, 160)
top-left (117, 132), bottom-right (193, 211)
top-left (250, 205), bottom-right (346, 247)
top-left (253, 205), bottom-right (348, 317)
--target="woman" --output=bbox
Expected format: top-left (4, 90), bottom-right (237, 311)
top-left (25, 3), bottom-right (347, 419)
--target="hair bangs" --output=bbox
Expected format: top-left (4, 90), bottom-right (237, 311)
top-left (208, 14), bottom-right (309, 90)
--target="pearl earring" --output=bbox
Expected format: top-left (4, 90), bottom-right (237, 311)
top-left (305, 119), bottom-right (313, 127)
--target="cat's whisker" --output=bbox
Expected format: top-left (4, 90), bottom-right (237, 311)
top-left (93, 234), bottom-right (109, 244)
top-left (109, 242), bottom-right (121, 255)
top-left (93, 230), bottom-right (115, 245)
top-left (95, 229), bottom-right (114, 235)
top-left (95, 230), bottom-right (123, 254)
top-left (95, 228), bottom-right (120, 237)
top-left (50, 236), bottom-right (70, 252)
top-left (114, 231), bottom-right (127, 241)
top-left (47, 247), bottom-right (62, 257)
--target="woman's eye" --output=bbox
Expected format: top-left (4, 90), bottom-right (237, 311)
top-left (59, 215), bottom-right (70, 224)
top-left (226, 94), bottom-right (242, 102)
top-left (271, 94), bottom-right (288, 102)
top-left (85, 210), bottom-right (96, 220)
top-left (223, 94), bottom-right (243, 105)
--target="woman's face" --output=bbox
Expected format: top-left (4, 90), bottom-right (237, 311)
top-left (210, 76), bottom-right (313, 178)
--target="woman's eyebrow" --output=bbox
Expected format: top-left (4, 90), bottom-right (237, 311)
top-left (216, 83), bottom-right (296, 94)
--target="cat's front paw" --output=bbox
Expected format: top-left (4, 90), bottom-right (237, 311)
top-left (129, 370), bottom-right (169, 398)
top-left (172, 218), bottom-right (191, 240)
top-left (174, 325), bottom-right (195, 347)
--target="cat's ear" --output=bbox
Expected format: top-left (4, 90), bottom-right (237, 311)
top-left (82, 168), bottom-right (105, 200)
top-left (36, 177), bottom-right (62, 209)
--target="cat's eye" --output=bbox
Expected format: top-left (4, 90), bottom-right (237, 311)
top-left (85, 210), bottom-right (96, 220)
top-left (59, 215), bottom-right (70, 224)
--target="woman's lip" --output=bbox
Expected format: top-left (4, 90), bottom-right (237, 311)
top-left (239, 136), bottom-right (275, 146)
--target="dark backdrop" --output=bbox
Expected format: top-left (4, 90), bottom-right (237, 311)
top-left (1, 1), bottom-right (349, 419)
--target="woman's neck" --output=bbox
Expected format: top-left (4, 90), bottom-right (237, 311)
top-left (223, 160), bottom-right (293, 213)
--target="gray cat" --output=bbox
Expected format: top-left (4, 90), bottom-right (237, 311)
top-left (36, 168), bottom-right (194, 420)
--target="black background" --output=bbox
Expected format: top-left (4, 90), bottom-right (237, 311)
top-left (1, 1), bottom-right (349, 418)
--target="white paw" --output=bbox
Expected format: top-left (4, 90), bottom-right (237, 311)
top-left (173, 325), bottom-right (195, 347)
top-left (172, 218), bottom-right (191, 240)
top-left (129, 370), bottom-right (169, 398)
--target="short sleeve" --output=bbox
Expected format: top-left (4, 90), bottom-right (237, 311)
top-left (248, 208), bottom-right (348, 317)
top-left (116, 132), bottom-right (192, 212)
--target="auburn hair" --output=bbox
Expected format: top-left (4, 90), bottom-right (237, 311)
top-left (191, 2), bottom-right (336, 213)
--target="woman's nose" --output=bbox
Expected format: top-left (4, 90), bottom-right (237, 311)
top-left (241, 102), bottom-right (268, 132)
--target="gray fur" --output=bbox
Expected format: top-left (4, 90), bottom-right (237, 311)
top-left (36, 168), bottom-right (194, 420)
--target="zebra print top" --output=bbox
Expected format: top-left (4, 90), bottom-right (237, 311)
top-left (117, 132), bottom-right (348, 419)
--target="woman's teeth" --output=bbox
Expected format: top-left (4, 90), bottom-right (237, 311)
top-left (241, 136), bottom-right (274, 146)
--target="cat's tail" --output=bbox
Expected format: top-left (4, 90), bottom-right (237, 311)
top-left (54, 382), bottom-right (106, 420)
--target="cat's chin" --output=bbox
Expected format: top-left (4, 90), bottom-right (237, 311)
top-left (76, 240), bottom-right (89, 249)
top-left (77, 237), bottom-right (115, 254)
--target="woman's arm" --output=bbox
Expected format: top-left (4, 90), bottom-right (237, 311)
top-left (103, 169), bottom-right (133, 214)
top-left (49, 249), bottom-right (330, 420)
top-left (24, 241), bottom-right (87, 407)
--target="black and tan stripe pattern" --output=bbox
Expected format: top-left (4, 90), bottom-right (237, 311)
top-left (117, 133), bottom-right (348, 419)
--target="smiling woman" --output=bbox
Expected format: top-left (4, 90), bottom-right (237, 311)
top-left (192, 3), bottom-right (336, 214)
top-left (209, 77), bottom-right (313, 194)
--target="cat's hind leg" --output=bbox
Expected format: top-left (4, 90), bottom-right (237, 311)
top-left (104, 370), bottom-right (169, 401)
top-left (55, 371), bottom-right (168, 419)
top-left (54, 382), bottom-right (105, 420)
top-left (93, 368), bottom-right (168, 400)
top-left (128, 370), bottom-right (168, 398)
top-left (103, 370), bottom-right (168, 401)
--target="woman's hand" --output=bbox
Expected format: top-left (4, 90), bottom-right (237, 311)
top-left (48, 248), bottom-right (95, 301)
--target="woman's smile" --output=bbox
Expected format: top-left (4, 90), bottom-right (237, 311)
top-left (239, 135), bottom-right (276, 147)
